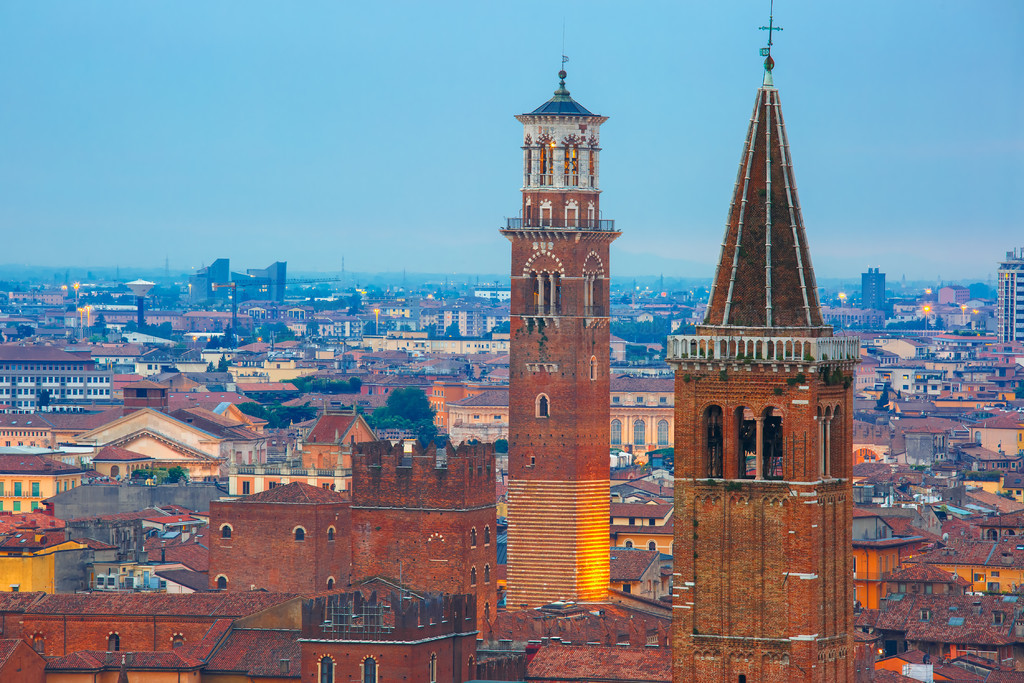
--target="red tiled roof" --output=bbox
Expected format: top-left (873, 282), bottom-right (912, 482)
top-left (203, 628), bottom-right (301, 677)
top-left (45, 650), bottom-right (203, 672)
top-left (0, 454), bottom-right (83, 475)
top-left (235, 481), bottom-right (348, 505)
top-left (26, 592), bottom-right (298, 617)
top-left (527, 643), bottom-right (670, 682)
top-left (610, 502), bottom-right (672, 519)
top-left (92, 445), bottom-right (153, 462)
top-left (305, 413), bottom-right (358, 444)
top-left (609, 548), bottom-right (660, 582)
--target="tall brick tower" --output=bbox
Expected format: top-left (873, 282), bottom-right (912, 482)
top-left (666, 48), bottom-right (859, 682)
top-left (503, 69), bottom-right (618, 608)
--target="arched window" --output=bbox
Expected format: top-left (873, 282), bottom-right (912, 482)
top-left (220, 524), bottom-right (231, 539)
top-left (484, 565), bottom-right (491, 584)
top-left (484, 526), bottom-right (491, 546)
top-left (107, 633), bottom-right (119, 652)
top-left (633, 420), bottom-right (646, 446)
top-left (327, 526), bottom-right (335, 541)
top-left (320, 656), bottom-right (334, 683)
top-left (172, 635), bottom-right (184, 649)
top-left (536, 394), bottom-right (549, 418)
top-left (470, 527), bottom-right (477, 547)
top-left (624, 540), bottom-right (633, 548)
top-left (590, 356), bottom-right (598, 381)
top-left (564, 145), bottom-right (579, 186)
top-left (217, 575), bottom-right (227, 590)
top-left (539, 142), bottom-right (553, 186)
top-left (294, 527), bottom-right (305, 542)
top-left (327, 577), bottom-right (335, 590)
top-left (657, 420), bottom-right (669, 446)
top-left (470, 567), bottom-right (477, 586)
top-left (648, 541), bottom-right (657, 551)
top-left (362, 656), bottom-right (377, 683)
top-left (32, 635), bottom-right (43, 654)
top-left (429, 652), bottom-right (438, 683)
top-left (611, 419), bottom-right (622, 446)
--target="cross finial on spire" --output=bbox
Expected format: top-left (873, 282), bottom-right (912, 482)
top-left (759, 0), bottom-right (783, 84)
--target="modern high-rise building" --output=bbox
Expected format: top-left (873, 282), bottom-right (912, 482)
top-left (861, 267), bottom-right (885, 312)
top-left (233, 261), bottom-right (287, 303)
top-left (666, 51), bottom-right (858, 681)
top-left (997, 248), bottom-right (1024, 343)
top-left (189, 258), bottom-right (230, 303)
top-left (503, 69), bottom-right (618, 608)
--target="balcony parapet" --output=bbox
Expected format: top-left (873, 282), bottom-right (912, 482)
top-left (666, 333), bottom-right (860, 364)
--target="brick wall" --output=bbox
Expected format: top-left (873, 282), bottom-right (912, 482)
top-left (209, 498), bottom-right (351, 593)
top-left (672, 357), bottom-right (856, 682)
top-left (351, 441), bottom-right (498, 626)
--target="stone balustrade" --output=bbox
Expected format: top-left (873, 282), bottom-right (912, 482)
top-left (666, 333), bottom-right (860, 364)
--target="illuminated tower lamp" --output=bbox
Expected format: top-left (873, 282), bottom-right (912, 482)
top-left (126, 279), bottom-right (156, 329)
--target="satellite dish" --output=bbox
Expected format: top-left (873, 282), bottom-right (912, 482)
top-left (942, 533), bottom-right (949, 543)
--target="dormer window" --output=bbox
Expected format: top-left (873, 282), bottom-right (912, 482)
top-left (919, 609), bottom-right (931, 622)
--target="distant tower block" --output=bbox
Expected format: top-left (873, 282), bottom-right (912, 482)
top-left (126, 279), bottom-right (155, 329)
top-left (502, 69), bottom-right (619, 608)
top-left (666, 48), bottom-right (859, 682)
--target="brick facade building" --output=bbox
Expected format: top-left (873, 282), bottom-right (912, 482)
top-left (209, 482), bottom-right (351, 592)
top-left (300, 588), bottom-right (479, 683)
top-left (503, 69), bottom-right (618, 608)
top-left (666, 55), bottom-right (859, 682)
top-left (351, 439), bottom-right (497, 627)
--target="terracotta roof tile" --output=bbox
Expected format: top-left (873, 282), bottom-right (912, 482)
top-left (235, 481), bottom-right (348, 505)
top-left (203, 628), bottom-right (301, 677)
top-left (609, 548), bottom-right (660, 582)
top-left (527, 643), bottom-right (670, 681)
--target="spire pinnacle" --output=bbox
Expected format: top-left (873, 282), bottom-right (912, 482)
top-left (759, 0), bottom-right (783, 86)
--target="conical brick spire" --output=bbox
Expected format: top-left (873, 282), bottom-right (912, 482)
top-left (703, 80), bottom-right (823, 331)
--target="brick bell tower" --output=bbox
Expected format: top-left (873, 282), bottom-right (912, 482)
top-left (502, 68), bottom-right (619, 608)
top-left (666, 46), bottom-right (859, 682)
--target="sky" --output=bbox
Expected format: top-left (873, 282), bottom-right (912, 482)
top-left (0, 1), bottom-right (1021, 282)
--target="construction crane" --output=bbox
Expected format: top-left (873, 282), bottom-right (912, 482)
top-left (211, 277), bottom-right (344, 346)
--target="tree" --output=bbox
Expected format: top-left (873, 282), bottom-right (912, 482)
top-left (166, 466), bottom-right (189, 483)
top-left (383, 387), bottom-right (434, 423)
top-left (305, 320), bottom-right (320, 338)
top-left (216, 355), bottom-right (230, 373)
top-left (37, 390), bottom-right (51, 408)
top-left (444, 322), bottom-right (461, 339)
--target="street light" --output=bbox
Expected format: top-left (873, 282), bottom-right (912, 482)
top-left (373, 308), bottom-right (381, 335)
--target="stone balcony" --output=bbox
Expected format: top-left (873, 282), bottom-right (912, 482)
top-left (666, 333), bottom-right (860, 365)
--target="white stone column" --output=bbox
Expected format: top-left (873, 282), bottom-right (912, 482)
top-left (536, 274), bottom-right (545, 315)
top-left (755, 416), bottom-right (765, 480)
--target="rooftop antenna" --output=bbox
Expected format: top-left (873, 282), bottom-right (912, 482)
top-left (759, 0), bottom-right (784, 85)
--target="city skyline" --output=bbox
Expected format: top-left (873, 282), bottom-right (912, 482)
top-left (1, 1), bottom-right (1020, 279)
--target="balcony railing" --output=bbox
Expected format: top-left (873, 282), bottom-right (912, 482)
top-left (520, 305), bottom-right (606, 317)
top-left (666, 333), bottom-right (861, 364)
top-left (505, 217), bottom-right (616, 231)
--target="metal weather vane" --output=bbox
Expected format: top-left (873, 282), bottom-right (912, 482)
top-left (759, 0), bottom-right (784, 72)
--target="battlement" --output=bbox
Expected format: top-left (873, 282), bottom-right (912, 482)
top-left (302, 588), bottom-right (477, 642)
top-left (352, 439), bottom-right (496, 509)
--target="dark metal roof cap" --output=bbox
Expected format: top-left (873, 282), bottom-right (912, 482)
top-left (528, 70), bottom-right (596, 117)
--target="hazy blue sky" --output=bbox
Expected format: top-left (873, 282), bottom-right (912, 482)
top-left (1, 1), bottom-right (1020, 281)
